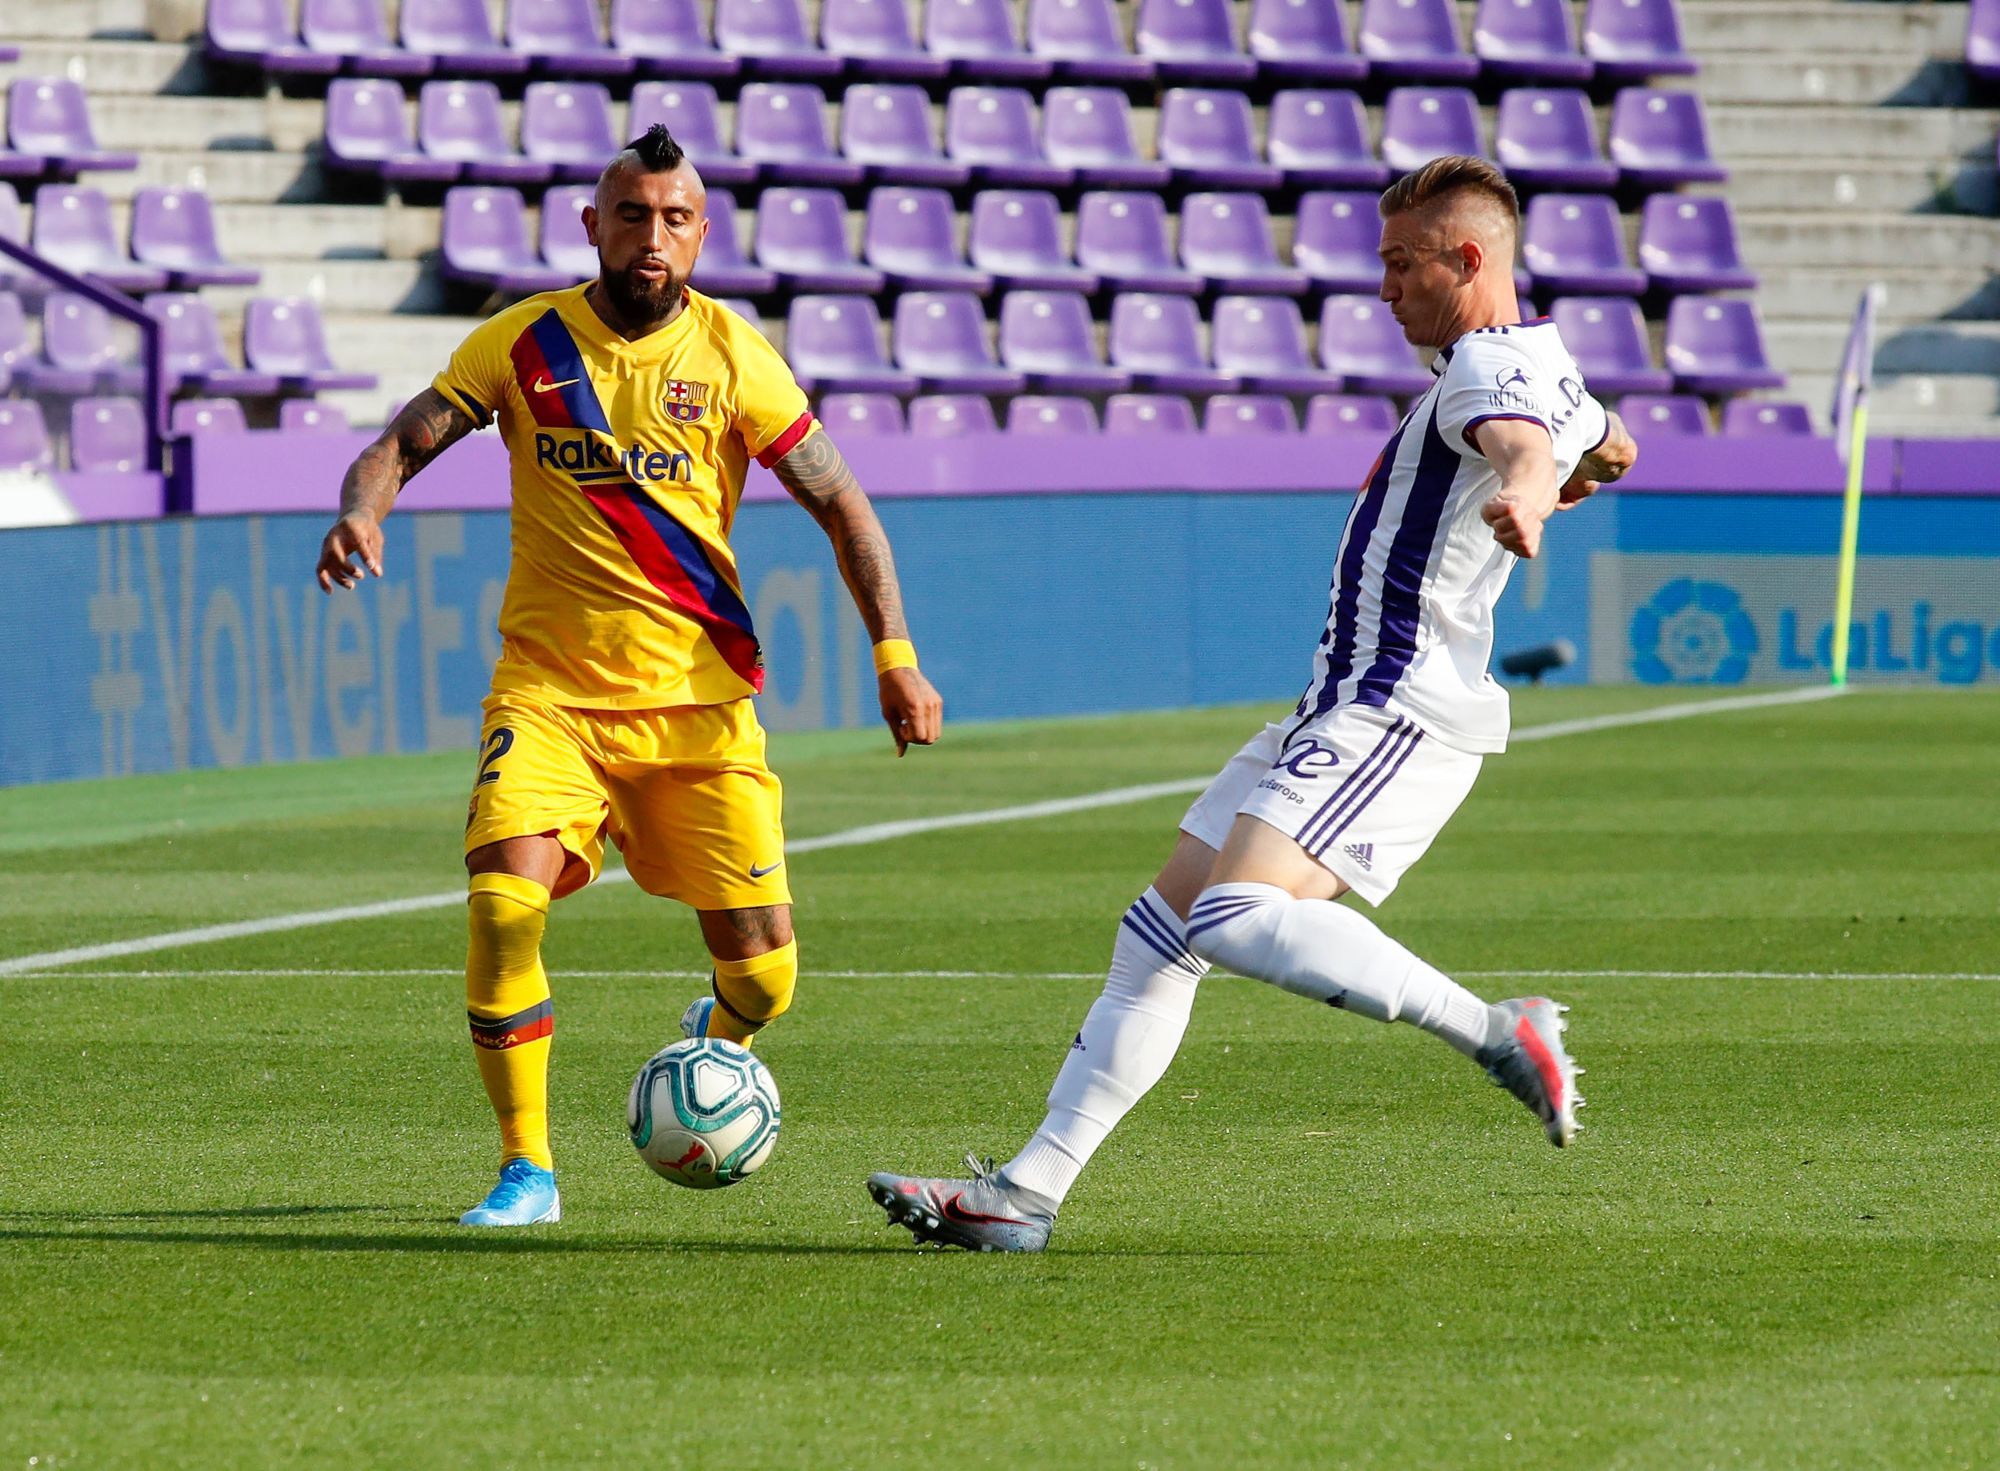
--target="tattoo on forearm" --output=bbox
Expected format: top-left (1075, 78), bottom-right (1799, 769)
top-left (774, 434), bottom-right (909, 642)
top-left (338, 388), bottom-right (475, 521)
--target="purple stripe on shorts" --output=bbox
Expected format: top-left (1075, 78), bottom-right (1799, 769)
top-left (1299, 721), bottom-right (1421, 852)
top-left (1306, 726), bottom-right (1424, 856)
top-left (1291, 717), bottom-right (1409, 849)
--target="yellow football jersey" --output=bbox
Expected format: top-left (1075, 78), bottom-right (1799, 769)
top-left (431, 284), bottom-right (816, 709)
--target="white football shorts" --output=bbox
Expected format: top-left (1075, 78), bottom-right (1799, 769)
top-left (1178, 706), bottom-right (1483, 906)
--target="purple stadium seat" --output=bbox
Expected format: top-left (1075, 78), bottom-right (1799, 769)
top-left (629, 83), bottom-right (755, 188)
top-left (1267, 90), bottom-right (1389, 188)
top-left (130, 187), bottom-right (260, 289)
top-left (24, 293), bottom-right (142, 397)
top-left (205, 0), bottom-right (344, 76)
top-left (819, 391), bottom-right (907, 433)
top-left (1105, 393), bottom-right (1197, 433)
top-left (1010, 395), bottom-right (1099, 433)
top-left (999, 289), bottom-right (1131, 392)
top-left (1076, 192), bottom-right (1200, 295)
top-left (323, 79), bottom-right (458, 183)
top-left (1206, 394), bottom-right (1299, 434)
top-left (895, 291), bottom-right (1026, 393)
top-left (1108, 293), bottom-right (1239, 393)
top-left (946, 87), bottom-right (1072, 188)
top-left (1550, 296), bottom-right (1672, 394)
top-left (302, 0), bottom-right (433, 77)
top-left (9, 78), bottom-right (138, 175)
top-left (245, 297), bottom-right (379, 392)
top-left (1181, 194), bottom-right (1308, 296)
top-left (1475, 0), bottom-right (1592, 82)
top-left (927, 0), bottom-right (1053, 82)
top-left (716, 0), bottom-right (843, 77)
top-left (0, 293), bottom-right (31, 385)
top-left (1306, 393), bottom-right (1400, 434)
top-left (822, 0), bottom-right (950, 80)
top-left (684, 190), bottom-right (776, 297)
top-left (1495, 89), bottom-right (1617, 191)
top-left (1583, 0), bottom-right (1697, 81)
top-left (1522, 195), bottom-right (1645, 296)
top-left (145, 292), bottom-right (283, 395)
top-left (1638, 195), bottom-right (1756, 294)
top-left (1157, 89), bottom-right (1282, 191)
top-left (756, 188), bottom-right (884, 292)
top-left (1665, 297), bottom-right (1784, 395)
top-left (0, 399), bottom-right (53, 470)
top-left (1213, 296), bottom-right (1344, 393)
top-left (1135, 0), bottom-right (1257, 84)
top-left (866, 187), bottom-right (992, 292)
top-left (611, 0), bottom-right (739, 79)
top-left (1293, 191), bottom-right (1385, 294)
top-left (736, 83), bottom-right (865, 187)
top-left (441, 186), bottom-right (575, 294)
top-left (519, 82), bottom-right (620, 182)
top-left (508, 0), bottom-right (635, 77)
top-left (1027, 0), bottom-right (1153, 83)
top-left (281, 399), bottom-right (352, 431)
top-left (908, 394), bottom-right (999, 435)
top-left (538, 183), bottom-right (595, 278)
top-left (1380, 87), bottom-right (1484, 174)
top-left (969, 190), bottom-right (1098, 291)
top-left (0, 189), bottom-right (27, 294)
top-left (420, 80), bottom-right (551, 185)
top-left (1609, 89), bottom-right (1727, 188)
top-left (401, 0), bottom-right (532, 75)
top-left (1720, 399), bottom-right (1813, 436)
top-left (70, 397), bottom-right (147, 472)
top-left (1619, 393), bottom-right (1709, 435)
top-left (1973, 0), bottom-right (2000, 84)
top-left (1358, 0), bottom-right (1480, 81)
top-left (1042, 88), bottom-right (1171, 188)
top-left (842, 84), bottom-right (970, 187)
top-left (30, 185), bottom-right (167, 293)
top-left (172, 398), bottom-right (250, 434)
top-left (1248, 0), bottom-right (1367, 83)
top-left (1318, 295), bottom-right (1430, 395)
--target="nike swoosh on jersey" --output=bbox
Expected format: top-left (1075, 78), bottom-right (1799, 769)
top-left (749, 861), bottom-right (783, 878)
top-left (532, 375), bottom-right (581, 393)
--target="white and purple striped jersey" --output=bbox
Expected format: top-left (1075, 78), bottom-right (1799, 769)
top-left (1295, 319), bottom-right (1609, 754)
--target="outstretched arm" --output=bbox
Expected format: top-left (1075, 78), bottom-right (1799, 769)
top-left (1556, 409), bottom-right (1639, 511)
top-left (315, 388), bottom-right (477, 592)
top-left (1474, 417), bottom-right (1562, 560)
top-left (771, 430), bottom-right (943, 755)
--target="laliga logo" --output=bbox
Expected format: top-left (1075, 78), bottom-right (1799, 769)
top-left (1630, 578), bottom-right (1759, 685)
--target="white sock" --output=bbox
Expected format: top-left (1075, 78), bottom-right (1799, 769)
top-left (1183, 882), bottom-right (1499, 1058)
top-left (1001, 888), bottom-right (1209, 1207)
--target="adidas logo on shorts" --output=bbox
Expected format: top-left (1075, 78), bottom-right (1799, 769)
top-left (1343, 842), bottom-right (1374, 871)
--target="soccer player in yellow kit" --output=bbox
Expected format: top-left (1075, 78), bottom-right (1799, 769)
top-left (314, 126), bottom-right (943, 1226)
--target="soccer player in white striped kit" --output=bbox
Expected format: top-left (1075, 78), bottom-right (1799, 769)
top-left (869, 157), bottom-right (1640, 1252)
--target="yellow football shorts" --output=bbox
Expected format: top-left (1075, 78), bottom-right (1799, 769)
top-left (464, 693), bottom-right (790, 911)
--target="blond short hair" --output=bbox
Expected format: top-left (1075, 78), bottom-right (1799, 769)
top-left (1377, 155), bottom-right (1520, 230)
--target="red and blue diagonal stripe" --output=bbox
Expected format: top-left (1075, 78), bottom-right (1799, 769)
top-left (579, 480), bottom-right (764, 693)
top-left (509, 310), bottom-right (611, 432)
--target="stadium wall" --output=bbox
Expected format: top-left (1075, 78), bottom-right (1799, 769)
top-left (2, 435), bottom-right (1997, 786)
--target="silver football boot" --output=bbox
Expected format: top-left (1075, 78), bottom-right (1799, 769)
top-left (867, 1154), bottom-right (1057, 1253)
top-left (1476, 997), bottom-right (1585, 1147)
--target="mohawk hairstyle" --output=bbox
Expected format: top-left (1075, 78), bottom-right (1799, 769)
top-left (622, 123), bottom-right (686, 173)
top-left (1377, 155), bottom-right (1520, 227)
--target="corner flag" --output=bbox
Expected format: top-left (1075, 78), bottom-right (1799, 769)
top-left (1828, 285), bottom-right (1883, 686)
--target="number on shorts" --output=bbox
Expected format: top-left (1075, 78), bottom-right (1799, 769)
top-left (476, 727), bottom-right (515, 787)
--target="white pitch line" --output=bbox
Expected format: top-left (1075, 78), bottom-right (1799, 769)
top-left (0, 685), bottom-right (1854, 978)
top-left (6, 967), bottom-right (1994, 983)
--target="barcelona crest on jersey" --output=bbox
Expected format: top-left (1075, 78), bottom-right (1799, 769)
top-left (663, 378), bottom-right (710, 423)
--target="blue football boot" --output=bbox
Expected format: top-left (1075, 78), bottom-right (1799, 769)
top-left (458, 1158), bottom-right (561, 1226)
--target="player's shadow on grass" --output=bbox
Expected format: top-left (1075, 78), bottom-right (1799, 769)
top-left (0, 1204), bottom-right (401, 1223)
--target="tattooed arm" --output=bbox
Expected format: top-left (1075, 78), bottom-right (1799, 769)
top-left (772, 430), bottom-right (943, 754)
top-left (315, 388), bottom-right (477, 592)
top-left (1555, 409), bottom-right (1638, 513)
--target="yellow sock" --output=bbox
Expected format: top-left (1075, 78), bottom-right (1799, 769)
top-left (466, 872), bottom-right (555, 1171)
top-left (706, 942), bottom-right (799, 1047)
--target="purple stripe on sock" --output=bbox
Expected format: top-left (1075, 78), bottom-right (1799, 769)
top-left (1120, 912), bottom-right (1189, 968)
top-left (1125, 899), bottom-right (1193, 967)
top-left (1184, 896), bottom-right (1270, 945)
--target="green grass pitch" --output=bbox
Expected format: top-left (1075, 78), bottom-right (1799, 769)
top-left (2, 687), bottom-right (1997, 1469)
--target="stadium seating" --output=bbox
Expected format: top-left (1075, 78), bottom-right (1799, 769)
top-left (738, 83), bottom-right (865, 185)
top-left (1380, 88), bottom-right (1485, 175)
top-left (279, 399), bottom-right (352, 431)
top-left (611, 0), bottom-right (739, 79)
top-left (538, 184), bottom-right (595, 276)
top-left (1076, 192), bottom-right (1199, 294)
top-left (822, 0), bottom-right (949, 81)
top-left (440, 186), bottom-right (574, 295)
top-left (520, 82), bottom-right (621, 182)
top-left (908, 392), bottom-right (999, 434)
top-left (21, 294), bottom-right (143, 398)
top-left (895, 290), bottom-right (1025, 393)
top-left (1293, 192), bottom-right (1386, 294)
top-left (1266, 91), bottom-right (1389, 188)
top-left (998, 289), bottom-right (1129, 391)
top-left (205, 0), bottom-right (345, 76)
top-left (821, 390), bottom-right (907, 433)
top-left (842, 84), bottom-right (968, 187)
top-left (1135, 0), bottom-right (1256, 85)
top-left (1305, 394), bottom-right (1401, 434)
top-left (929, 0), bottom-right (1052, 82)
top-left (29, 186), bottom-right (168, 294)
top-left (785, 295), bottom-right (918, 393)
top-left (757, 187), bottom-right (884, 291)
top-left (1583, 0), bottom-right (1697, 80)
top-left (0, 398), bottom-right (54, 470)
top-left (1317, 296), bottom-right (1430, 396)
top-left (70, 397), bottom-right (148, 472)
top-left (866, 188), bottom-right (991, 292)
top-left (1042, 88), bottom-right (1170, 188)
top-left (1357, 0), bottom-right (1480, 82)
top-left (944, 86), bottom-right (1072, 187)
top-left (969, 190), bottom-right (1098, 291)
top-left (301, 0), bottom-right (434, 77)
top-left (146, 293), bottom-right (282, 396)
top-left (1008, 395), bottom-right (1099, 433)
top-left (1104, 392), bottom-right (1197, 433)
top-left (630, 83), bottom-right (755, 187)
top-left (1495, 90), bottom-right (1618, 191)
top-left (718, 0), bottom-right (844, 78)
top-left (1664, 297), bottom-right (1784, 395)
top-left (1110, 293), bottom-right (1237, 394)
top-left (1181, 194), bottom-right (1307, 296)
top-left (1213, 297), bottom-right (1343, 394)
top-left (0, 293), bottom-right (30, 389)
top-left (1608, 89), bottom-right (1727, 188)
top-left (323, 79), bottom-right (457, 183)
top-left (1157, 90), bottom-right (1281, 191)
top-left (171, 397), bottom-right (251, 433)
top-left (130, 188), bottom-right (260, 289)
top-left (8, 78), bottom-right (137, 176)
top-left (243, 298), bottom-right (378, 392)
top-left (1206, 394), bottom-right (1299, 434)
top-left (1620, 394), bottom-right (1711, 435)
top-left (1474, 0), bottom-right (1593, 83)
top-left (1638, 196), bottom-right (1757, 294)
top-left (1551, 297), bottom-right (1672, 394)
top-left (1247, 0), bottom-right (1366, 83)
top-left (1028, 0), bottom-right (1152, 83)
top-left (400, 0), bottom-right (530, 76)
top-left (1721, 399), bottom-right (1814, 435)
top-left (1522, 195), bottom-right (1647, 297)
top-left (507, 0), bottom-right (636, 79)
top-left (419, 79), bottom-right (551, 184)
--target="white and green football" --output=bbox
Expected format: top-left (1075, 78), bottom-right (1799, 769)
top-left (627, 1037), bottom-right (781, 1189)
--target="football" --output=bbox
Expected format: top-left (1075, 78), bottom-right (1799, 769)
top-left (627, 1037), bottom-right (781, 1189)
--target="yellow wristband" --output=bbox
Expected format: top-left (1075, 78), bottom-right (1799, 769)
top-left (872, 639), bottom-right (918, 676)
